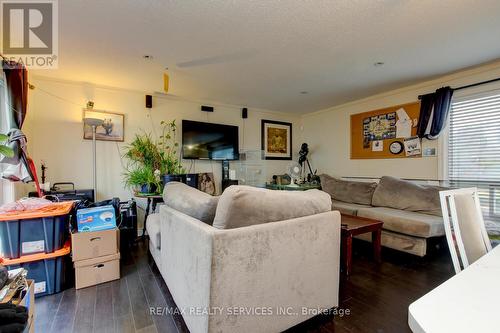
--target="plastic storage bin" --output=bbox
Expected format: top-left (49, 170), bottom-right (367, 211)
top-left (3, 241), bottom-right (71, 297)
top-left (0, 201), bottom-right (73, 259)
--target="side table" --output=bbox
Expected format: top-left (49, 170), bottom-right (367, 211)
top-left (341, 214), bottom-right (383, 277)
top-left (134, 194), bottom-right (163, 240)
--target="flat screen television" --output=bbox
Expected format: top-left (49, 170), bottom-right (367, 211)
top-left (182, 120), bottom-right (239, 160)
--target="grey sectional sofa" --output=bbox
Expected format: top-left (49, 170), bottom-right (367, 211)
top-left (147, 182), bottom-right (341, 333)
top-left (320, 175), bottom-right (447, 257)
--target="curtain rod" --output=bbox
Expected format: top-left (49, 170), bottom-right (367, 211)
top-left (418, 77), bottom-right (500, 100)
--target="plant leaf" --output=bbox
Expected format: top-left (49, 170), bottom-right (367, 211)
top-left (0, 145), bottom-right (14, 158)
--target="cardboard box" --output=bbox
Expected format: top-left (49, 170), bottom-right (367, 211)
top-left (71, 228), bottom-right (119, 262)
top-left (74, 252), bottom-right (120, 289)
top-left (19, 279), bottom-right (35, 332)
top-left (76, 205), bottom-right (116, 232)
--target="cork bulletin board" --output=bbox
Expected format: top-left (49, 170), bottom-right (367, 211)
top-left (350, 101), bottom-right (421, 159)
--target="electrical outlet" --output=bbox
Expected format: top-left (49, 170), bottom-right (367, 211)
top-left (423, 148), bottom-right (437, 157)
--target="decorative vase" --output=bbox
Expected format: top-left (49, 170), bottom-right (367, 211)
top-left (140, 183), bottom-right (157, 194)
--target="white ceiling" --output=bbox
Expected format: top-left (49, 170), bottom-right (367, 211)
top-left (33, 0), bottom-right (500, 114)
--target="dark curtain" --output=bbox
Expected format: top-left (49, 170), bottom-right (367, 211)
top-left (3, 61), bottom-right (28, 127)
top-left (1, 60), bottom-right (34, 182)
top-left (416, 86), bottom-right (454, 140)
top-left (416, 93), bottom-right (435, 138)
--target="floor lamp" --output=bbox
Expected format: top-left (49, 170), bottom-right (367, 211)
top-left (83, 117), bottom-right (104, 200)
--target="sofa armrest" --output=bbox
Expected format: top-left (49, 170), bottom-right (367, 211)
top-left (209, 210), bottom-right (341, 333)
top-left (159, 205), bottom-right (216, 333)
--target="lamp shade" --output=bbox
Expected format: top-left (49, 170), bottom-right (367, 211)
top-left (83, 117), bottom-right (104, 127)
top-left (83, 110), bottom-right (105, 127)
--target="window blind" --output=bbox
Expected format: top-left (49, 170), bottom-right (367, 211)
top-left (448, 90), bottom-right (500, 233)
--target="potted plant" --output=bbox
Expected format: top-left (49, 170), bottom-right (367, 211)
top-left (122, 120), bottom-right (185, 195)
top-left (123, 164), bottom-right (160, 194)
top-left (0, 134), bottom-right (14, 158)
top-left (157, 120), bottom-right (185, 184)
top-left (122, 132), bottom-right (162, 194)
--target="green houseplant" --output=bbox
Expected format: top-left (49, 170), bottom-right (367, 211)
top-left (158, 120), bottom-right (185, 184)
top-left (0, 134), bottom-right (14, 158)
top-left (122, 120), bottom-right (184, 194)
top-left (122, 132), bottom-right (161, 194)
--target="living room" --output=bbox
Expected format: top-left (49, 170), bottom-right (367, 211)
top-left (1, 1), bottom-right (500, 333)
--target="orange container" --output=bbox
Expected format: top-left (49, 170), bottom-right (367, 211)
top-left (3, 241), bottom-right (72, 297)
top-left (0, 201), bottom-right (74, 259)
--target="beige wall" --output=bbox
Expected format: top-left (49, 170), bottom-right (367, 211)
top-left (302, 60), bottom-right (500, 181)
top-left (22, 60), bottom-right (500, 202)
top-left (25, 76), bottom-right (301, 201)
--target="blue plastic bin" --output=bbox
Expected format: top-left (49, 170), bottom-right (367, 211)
top-left (0, 202), bottom-right (73, 259)
top-left (5, 242), bottom-right (71, 297)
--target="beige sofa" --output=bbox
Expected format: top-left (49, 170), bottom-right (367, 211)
top-left (147, 182), bottom-right (341, 333)
top-left (321, 175), bottom-right (446, 257)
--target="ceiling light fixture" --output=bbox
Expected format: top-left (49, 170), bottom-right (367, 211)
top-left (374, 62), bottom-right (385, 67)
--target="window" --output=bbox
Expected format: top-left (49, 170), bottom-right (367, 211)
top-left (0, 179), bottom-right (14, 206)
top-left (448, 90), bottom-right (500, 234)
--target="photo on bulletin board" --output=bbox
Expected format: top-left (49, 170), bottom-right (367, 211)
top-left (350, 101), bottom-right (421, 159)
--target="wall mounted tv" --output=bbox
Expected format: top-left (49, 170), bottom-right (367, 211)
top-left (182, 120), bottom-right (239, 160)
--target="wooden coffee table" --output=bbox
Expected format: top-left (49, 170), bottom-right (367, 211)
top-left (341, 214), bottom-right (383, 276)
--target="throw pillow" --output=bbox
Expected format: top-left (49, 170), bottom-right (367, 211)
top-left (163, 182), bottom-right (219, 224)
top-left (212, 185), bottom-right (331, 229)
top-left (319, 174), bottom-right (377, 205)
top-left (371, 176), bottom-right (446, 216)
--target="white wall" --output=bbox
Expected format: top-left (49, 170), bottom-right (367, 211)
top-left (302, 60), bottom-right (500, 181)
top-left (25, 76), bottom-right (301, 201)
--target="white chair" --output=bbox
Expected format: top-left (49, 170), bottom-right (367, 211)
top-left (439, 188), bottom-right (492, 274)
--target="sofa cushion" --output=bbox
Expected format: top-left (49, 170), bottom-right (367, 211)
top-left (163, 181), bottom-right (219, 224)
top-left (212, 185), bottom-right (331, 229)
top-left (331, 200), bottom-right (371, 216)
top-left (357, 207), bottom-right (445, 238)
top-left (146, 213), bottom-right (161, 250)
top-left (320, 174), bottom-right (377, 205)
top-left (371, 176), bottom-right (446, 216)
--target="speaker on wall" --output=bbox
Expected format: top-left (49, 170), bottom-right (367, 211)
top-left (242, 108), bottom-right (248, 119)
top-left (145, 95), bottom-right (153, 108)
top-left (201, 105), bottom-right (214, 112)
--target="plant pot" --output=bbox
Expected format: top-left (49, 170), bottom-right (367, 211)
top-left (162, 174), bottom-right (186, 185)
top-left (140, 183), bottom-right (157, 194)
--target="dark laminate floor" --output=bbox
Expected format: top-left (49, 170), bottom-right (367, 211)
top-left (35, 240), bottom-right (454, 333)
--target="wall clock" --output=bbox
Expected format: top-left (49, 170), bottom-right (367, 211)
top-left (389, 141), bottom-right (404, 155)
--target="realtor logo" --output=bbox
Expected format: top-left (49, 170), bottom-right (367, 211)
top-left (1, 0), bottom-right (58, 68)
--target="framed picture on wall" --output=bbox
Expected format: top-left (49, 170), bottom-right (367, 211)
top-left (83, 110), bottom-right (125, 142)
top-left (261, 119), bottom-right (292, 160)
top-left (198, 172), bottom-right (217, 196)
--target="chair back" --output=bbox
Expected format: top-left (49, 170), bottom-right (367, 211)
top-left (439, 188), bottom-right (492, 274)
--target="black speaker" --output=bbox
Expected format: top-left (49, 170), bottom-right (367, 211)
top-left (145, 94), bottom-right (152, 108)
top-left (242, 108), bottom-right (248, 119)
top-left (119, 199), bottom-right (137, 254)
top-left (201, 105), bottom-right (214, 112)
top-left (185, 173), bottom-right (199, 188)
top-left (222, 160), bottom-right (230, 180)
top-left (222, 179), bottom-right (238, 192)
